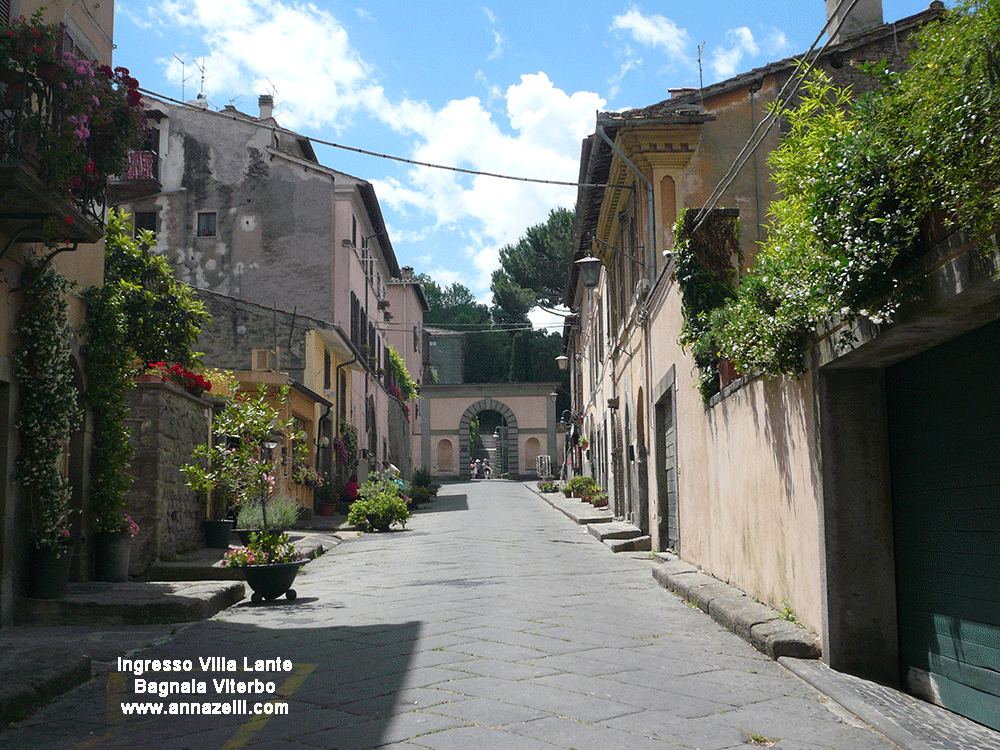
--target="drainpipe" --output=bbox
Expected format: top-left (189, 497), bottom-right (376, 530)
top-left (335, 354), bottom-right (357, 445)
top-left (596, 125), bottom-right (656, 287)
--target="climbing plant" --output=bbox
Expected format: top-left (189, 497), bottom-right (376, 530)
top-left (82, 282), bottom-right (135, 533)
top-left (14, 260), bottom-right (83, 553)
top-left (673, 208), bottom-right (741, 400)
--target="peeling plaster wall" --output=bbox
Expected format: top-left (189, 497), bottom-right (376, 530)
top-left (127, 102), bottom-right (337, 324)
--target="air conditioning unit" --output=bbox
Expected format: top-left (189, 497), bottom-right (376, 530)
top-left (251, 348), bottom-right (280, 372)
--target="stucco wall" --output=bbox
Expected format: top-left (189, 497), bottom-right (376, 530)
top-left (643, 277), bottom-right (824, 635)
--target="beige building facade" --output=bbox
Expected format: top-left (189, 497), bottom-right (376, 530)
top-left (564, 1), bottom-right (997, 710)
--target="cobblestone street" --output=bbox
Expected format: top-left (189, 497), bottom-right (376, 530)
top-left (5, 481), bottom-right (912, 749)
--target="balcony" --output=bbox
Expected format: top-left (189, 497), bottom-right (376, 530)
top-left (107, 149), bottom-right (162, 204)
top-left (0, 73), bottom-right (105, 244)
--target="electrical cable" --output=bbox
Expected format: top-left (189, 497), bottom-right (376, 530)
top-left (136, 86), bottom-right (628, 190)
top-left (690, 0), bottom-right (862, 236)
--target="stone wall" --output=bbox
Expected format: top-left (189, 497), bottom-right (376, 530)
top-left (387, 397), bottom-right (411, 479)
top-left (126, 382), bottom-right (211, 575)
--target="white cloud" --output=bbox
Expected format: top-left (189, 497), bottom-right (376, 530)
top-left (611, 8), bottom-right (690, 63)
top-left (152, 0), bottom-right (387, 130)
top-left (482, 7), bottom-right (505, 60)
top-left (145, 1), bottom-right (604, 306)
top-left (764, 29), bottom-right (792, 57)
top-left (710, 27), bottom-right (759, 79)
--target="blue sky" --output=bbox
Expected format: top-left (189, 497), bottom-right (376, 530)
top-left (113, 1), bottom-right (938, 327)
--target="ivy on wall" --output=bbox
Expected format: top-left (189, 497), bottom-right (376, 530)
top-left (673, 208), bottom-right (741, 401)
top-left (676, 1), bottom-right (1000, 386)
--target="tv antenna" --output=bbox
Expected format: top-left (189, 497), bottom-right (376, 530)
top-left (697, 42), bottom-right (706, 105)
top-left (265, 77), bottom-right (279, 101)
top-left (172, 53), bottom-right (195, 101)
top-left (194, 58), bottom-right (207, 97)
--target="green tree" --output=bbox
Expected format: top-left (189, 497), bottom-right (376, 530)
top-left (417, 274), bottom-right (492, 330)
top-left (491, 208), bottom-right (574, 323)
top-left (105, 210), bottom-right (209, 365)
top-left (464, 330), bottom-right (511, 383)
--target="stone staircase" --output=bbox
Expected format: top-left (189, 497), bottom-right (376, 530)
top-left (588, 521), bottom-right (651, 553)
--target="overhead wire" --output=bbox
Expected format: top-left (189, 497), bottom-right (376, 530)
top-left (690, 0), bottom-right (863, 236)
top-left (136, 86), bottom-right (627, 191)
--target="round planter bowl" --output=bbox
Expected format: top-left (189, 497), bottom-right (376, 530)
top-left (317, 502), bottom-right (338, 517)
top-left (241, 560), bottom-right (306, 602)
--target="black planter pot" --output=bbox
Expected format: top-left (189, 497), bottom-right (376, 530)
top-left (241, 560), bottom-right (306, 602)
top-left (94, 531), bottom-right (132, 582)
top-left (25, 545), bottom-right (73, 599)
top-left (204, 519), bottom-right (234, 548)
top-left (234, 528), bottom-right (262, 546)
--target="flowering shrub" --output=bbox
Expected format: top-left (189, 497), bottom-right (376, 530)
top-left (14, 260), bottom-right (83, 554)
top-left (222, 531), bottom-right (303, 567)
top-left (388, 385), bottom-right (410, 421)
top-left (101, 511), bottom-right (139, 535)
top-left (1, 12), bottom-right (146, 215)
top-left (143, 361), bottom-right (212, 396)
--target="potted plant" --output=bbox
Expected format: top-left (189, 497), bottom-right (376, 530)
top-left (0, 12), bottom-right (146, 202)
top-left (94, 512), bottom-right (139, 582)
top-left (186, 384), bottom-right (309, 602)
top-left (234, 495), bottom-right (301, 544)
top-left (589, 491), bottom-right (609, 509)
top-left (222, 530), bottom-right (304, 602)
top-left (347, 475), bottom-right (411, 532)
top-left (565, 475), bottom-right (599, 500)
top-left (315, 483), bottom-right (339, 516)
top-left (181, 453), bottom-right (234, 548)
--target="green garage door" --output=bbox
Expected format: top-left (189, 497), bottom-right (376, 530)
top-left (887, 318), bottom-right (1000, 730)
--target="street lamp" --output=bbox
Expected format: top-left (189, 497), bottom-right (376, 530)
top-left (555, 354), bottom-right (569, 371)
top-left (575, 255), bottom-right (603, 289)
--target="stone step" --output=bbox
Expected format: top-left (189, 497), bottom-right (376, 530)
top-left (607, 535), bottom-right (652, 553)
top-left (588, 521), bottom-right (644, 542)
top-left (16, 581), bottom-right (245, 626)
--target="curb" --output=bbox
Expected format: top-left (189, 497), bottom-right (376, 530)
top-left (780, 658), bottom-right (939, 750)
top-left (0, 648), bottom-right (91, 726)
top-left (651, 556), bottom-right (821, 660)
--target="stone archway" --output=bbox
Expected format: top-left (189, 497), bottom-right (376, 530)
top-left (459, 398), bottom-right (518, 479)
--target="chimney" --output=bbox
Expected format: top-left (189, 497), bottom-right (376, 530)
top-left (826, 0), bottom-right (883, 43)
top-left (258, 94), bottom-right (274, 120)
top-left (401, 266), bottom-right (415, 282)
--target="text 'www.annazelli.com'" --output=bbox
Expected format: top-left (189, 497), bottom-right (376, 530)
top-left (120, 700), bottom-right (289, 716)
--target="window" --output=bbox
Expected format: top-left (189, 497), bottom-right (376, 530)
top-left (324, 349), bottom-right (331, 391)
top-left (197, 212), bottom-right (217, 237)
top-left (133, 211), bottom-right (156, 237)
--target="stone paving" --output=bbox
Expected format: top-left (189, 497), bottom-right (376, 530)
top-left (4, 480), bottom-right (915, 749)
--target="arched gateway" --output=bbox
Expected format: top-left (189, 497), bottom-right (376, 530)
top-left (418, 382), bottom-right (561, 480)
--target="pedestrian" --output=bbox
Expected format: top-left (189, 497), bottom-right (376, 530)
top-left (474, 458), bottom-right (483, 479)
top-left (483, 459), bottom-right (492, 479)
top-left (470, 459), bottom-right (476, 478)
top-left (344, 473), bottom-right (360, 502)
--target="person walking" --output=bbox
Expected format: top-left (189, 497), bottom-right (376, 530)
top-left (483, 459), bottom-right (492, 480)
